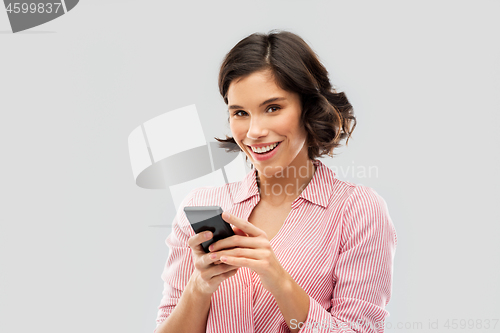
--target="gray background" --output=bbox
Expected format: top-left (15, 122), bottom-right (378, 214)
top-left (1, 1), bottom-right (499, 332)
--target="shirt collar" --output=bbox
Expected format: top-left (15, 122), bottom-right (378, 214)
top-left (232, 166), bottom-right (259, 204)
top-left (298, 159), bottom-right (337, 208)
top-left (232, 159), bottom-right (337, 208)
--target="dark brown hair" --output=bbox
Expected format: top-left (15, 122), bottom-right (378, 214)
top-left (215, 30), bottom-right (356, 160)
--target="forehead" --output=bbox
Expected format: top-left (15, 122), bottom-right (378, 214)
top-left (227, 70), bottom-right (288, 103)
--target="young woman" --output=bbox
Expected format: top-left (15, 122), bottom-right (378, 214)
top-left (154, 30), bottom-right (397, 333)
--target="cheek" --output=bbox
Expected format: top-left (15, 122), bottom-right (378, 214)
top-left (229, 120), bottom-right (244, 141)
top-left (283, 117), bottom-right (305, 141)
top-left (290, 124), bottom-right (308, 151)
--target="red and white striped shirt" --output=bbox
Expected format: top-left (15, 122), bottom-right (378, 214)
top-left (155, 159), bottom-right (397, 333)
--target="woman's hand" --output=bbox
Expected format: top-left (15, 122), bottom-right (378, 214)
top-left (208, 212), bottom-right (288, 294)
top-left (187, 231), bottom-right (239, 296)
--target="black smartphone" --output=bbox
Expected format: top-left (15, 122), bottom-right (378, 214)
top-left (183, 206), bottom-right (235, 253)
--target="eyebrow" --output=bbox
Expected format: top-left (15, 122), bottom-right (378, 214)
top-left (228, 97), bottom-right (287, 110)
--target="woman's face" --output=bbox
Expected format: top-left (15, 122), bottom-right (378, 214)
top-left (227, 70), bottom-right (310, 178)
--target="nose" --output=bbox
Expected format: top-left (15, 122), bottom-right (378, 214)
top-left (246, 115), bottom-right (269, 140)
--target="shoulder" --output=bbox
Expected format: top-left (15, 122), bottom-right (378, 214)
top-left (346, 184), bottom-right (388, 210)
top-left (323, 178), bottom-right (387, 218)
top-left (338, 182), bottom-right (391, 225)
top-left (341, 184), bottom-right (397, 246)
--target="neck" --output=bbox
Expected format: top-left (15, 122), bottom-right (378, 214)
top-left (256, 159), bottom-right (316, 205)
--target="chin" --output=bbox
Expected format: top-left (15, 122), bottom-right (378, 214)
top-left (255, 163), bottom-right (285, 178)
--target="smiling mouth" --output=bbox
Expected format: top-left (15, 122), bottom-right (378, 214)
top-left (249, 142), bottom-right (281, 154)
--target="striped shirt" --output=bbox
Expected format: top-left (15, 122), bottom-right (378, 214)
top-left (155, 159), bottom-right (397, 333)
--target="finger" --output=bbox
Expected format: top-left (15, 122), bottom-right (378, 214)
top-left (224, 269), bottom-right (239, 278)
top-left (222, 212), bottom-right (265, 238)
top-left (232, 226), bottom-right (247, 237)
top-left (194, 251), bottom-right (217, 271)
top-left (205, 252), bottom-right (235, 267)
top-left (219, 255), bottom-right (259, 270)
top-left (201, 263), bottom-right (238, 281)
top-left (200, 251), bottom-right (219, 268)
top-left (188, 231), bottom-right (212, 254)
top-left (210, 234), bottom-right (268, 252)
top-left (211, 247), bottom-right (267, 261)
top-left (210, 267), bottom-right (239, 285)
top-left (212, 264), bottom-right (238, 278)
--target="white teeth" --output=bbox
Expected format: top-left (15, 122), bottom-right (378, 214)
top-left (251, 142), bottom-right (278, 153)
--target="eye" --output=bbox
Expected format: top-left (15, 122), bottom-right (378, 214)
top-left (266, 105), bottom-right (281, 113)
top-left (233, 110), bottom-right (248, 117)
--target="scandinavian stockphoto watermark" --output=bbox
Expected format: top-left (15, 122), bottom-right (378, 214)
top-left (328, 161), bottom-right (379, 180)
top-left (256, 162), bottom-right (379, 197)
top-left (3, 0), bottom-right (79, 33)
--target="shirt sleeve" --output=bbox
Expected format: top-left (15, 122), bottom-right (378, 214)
top-left (153, 189), bottom-right (199, 332)
top-left (298, 185), bottom-right (398, 333)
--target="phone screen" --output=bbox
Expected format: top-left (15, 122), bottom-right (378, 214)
top-left (184, 206), bottom-right (235, 253)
